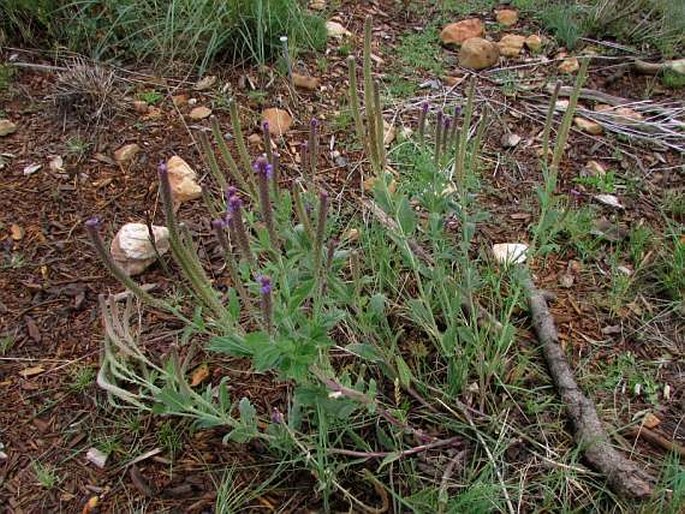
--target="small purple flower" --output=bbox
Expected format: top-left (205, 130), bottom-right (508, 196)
top-left (228, 194), bottom-right (243, 214)
top-left (256, 274), bottom-right (272, 295)
top-left (570, 188), bottom-right (582, 198)
top-left (422, 102), bottom-right (429, 114)
top-left (211, 218), bottom-right (227, 230)
top-left (226, 186), bottom-right (237, 199)
top-left (310, 117), bottom-right (318, 129)
top-left (85, 216), bottom-right (103, 230)
top-left (252, 155), bottom-right (273, 179)
top-left (158, 160), bottom-right (168, 177)
top-left (271, 408), bottom-right (284, 424)
top-left (262, 120), bottom-right (270, 132)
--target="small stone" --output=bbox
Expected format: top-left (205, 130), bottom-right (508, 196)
top-left (309, 0), bottom-right (326, 10)
top-left (188, 98), bottom-right (198, 106)
top-left (555, 99), bottom-right (570, 111)
top-left (193, 75), bottom-right (217, 91)
top-left (10, 223), bottom-right (24, 241)
top-left (495, 9), bottom-right (518, 27)
top-left (0, 119), bottom-right (17, 136)
top-left (560, 273), bottom-right (575, 288)
top-left (593, 194), bottom-right (624, 209)
top-left (172, 94), bottom-right (188, 107)
top-left (383, 121), bottom-right (396, 146)
top-left (189, 106), bottom-right (212, 120)
top-left (167, 156), bottom-right (203, 207)
top-left (86, 448), bottom-right (109, 469)
top-left (326, 21), bottom-right (352, 38)
top-left (585, 160), bottom-right (606, 177)
top-left (143, 106), bottom-right (162, 120)
top-left (525, 34), bottom-right (543, 52)
top-left (574, 117), bottom-right (603, 135)
top-left (497, 34), bottom-right (526, 57)
top-left (110, 223), bottom-right (170, 276)
top-left (49, 155), bottom-right (64, 172)
top-left (292, 73), bottom-right (320, 91)
top-left (440, 19), bottom-right (484, 47)
top-left (247, 133), bottom-right (262, 145)
top-left (114, 143), bottom-right (141, 163)
top-left (558, 57), bottom-right (580, 73)
top-left (132, 100), bottom-right (149, 114)
top-left (23, 163), bottom-right (42, 176)
top-left (492, 243), bottom-right (528, 265)
top-left (261, 108), bottom-right (293, 136)
top-left (459, 37), bottom-right (500, 70)
top-left (501, 132), bottom-right (522, 148)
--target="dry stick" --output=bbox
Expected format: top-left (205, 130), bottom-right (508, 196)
top-left (521, 272), bottom-right (655, 499)
top-left (624, 425), bottom-right (685, 459)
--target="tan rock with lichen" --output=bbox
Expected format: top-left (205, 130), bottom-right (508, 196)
top-left (458, 37), bottom-right (499, 70)
top-left (497, 34), bottom-right (526, 57)
top-left (440, 19), bottom-right (484, 47)
top-left (495, 9), bottom-right (518, 27)
top-left (166, 155), bottom-right (202, 206)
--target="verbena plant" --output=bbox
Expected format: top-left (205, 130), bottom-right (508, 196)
top-left (87, 20), bottom-right (678, 512)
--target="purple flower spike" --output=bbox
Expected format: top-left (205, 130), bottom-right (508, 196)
top-left (257, 274), bottom-right (272, 295)
top-left (228, 194), bottom-right (243, 213)
top-left (271, 408), bottom-right (284, 424)
top-left (262, 120), bottom-right (270, 132)
top-left (253, 155), bottom-right (273, 179)
top-left (310, 117), bottom-right (319, 128)
top-left (211, 218), bottom-right (227, 230)
top-left (226, 186), bottom-right (237, 198)
top-left (158, 160), bottom-right (168, 176)
top-left (422, 102), bottom-right (429, 113)
top-left (85, 216), bottom-right (103, 230)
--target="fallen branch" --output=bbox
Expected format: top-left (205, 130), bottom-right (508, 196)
top-left (633, 58), bottom-right (685, 76)
top-left (624, 425), bottom-right (685, 459)
top-left (521, 272), bottom-right (656, 500)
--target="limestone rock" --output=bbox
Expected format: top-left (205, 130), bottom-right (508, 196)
top-left (497, 34), bottom-right (526, 57)
top-left (558, 57), bottom-right (579, 73)
top-left (114, 143), bottom-right (140, 163)
top-left (525, 34), bottom-right (543, 52)
top-left (166, 155), bottom-right (202, 206)
top-left (574, 117), bottom-right (603, 135)
top-left (585, 160), bottom-right (606, 177)
top-left (172, 94), bottom-right (188, 107)
top-left (309, 0), bottom-right (326, 10)
top-left (495, 9), bottom-right (518, 27)
top-left (110, 223), bottom-right (170, 276)
top-left (193, 75), bottom-right (217, 91)
top-left (458, 37), bottom-right (499, 70)
top-left (262, 108), bottom-right (293, 136)
top-left (132, 101), bottom-right (148, 114)
top-left (492, 243), bottom-right (528, 265)
top-left (292, 73), bottom-right (320, 91)
top-left (0, 119), bottom-right (17, 136)
top-left (440, 19), bottom-right (484, 47)
top-left (189, 106), bottom-right (212, 120)
top-left (326, 21), bottom-right (352, 38)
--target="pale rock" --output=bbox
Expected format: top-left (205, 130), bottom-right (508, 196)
top-left (492, 243), bottom-right (528, 265)
top-left (23, 163), bottom-right (42, 176)
top-left (326, 21), bottom-right (352, 38)
top-left (596, 105), bottom-right (644, 123)
top-left (247, 133), bottom-right (262, 145)
top-left (188, 98), bottom-right (198, 106)
top-left (189, 106), bottom-right (212, 120)
top-left (110, 223), bottom-right (170, 276)
top-left (309, 0), bottom-right (326, 10)
top-left (144, 106), bottom-right (162, 120)
top-left (555, 99), bottom-right (570, 111)
top-left (560, 273), bottom-right (575, 288)
top-left (292, 73), bottom-right (320, 91)
top-left (558, 57), bottom-right (579, 73)
top-left (642, 412), bottom-right (661, 429)
top-left (525, 34), bottom-right (543, 52)
top-left (440, 19), bottom-right (484, 47)
top-left (574, 117), bottom-right (603, 135)
top-left (593, 194), bottom-right (624, 209)
top-left (497, 34), bottom-right (526, 57)
top-left (49, 155), bottom-right (64, 172)
top-left (458, 37), bottom-right (500, 70)
top-left (172, 94), bottom-right (188, 107)
top-left (585, 160), bottom-right (606, 177)
top-left (193, 75), bottom-right (217, 91)
top-left (114, 143), bottom-right (140, 163)
top-left (10, 223), bottom-right (24, 241)
top-left (495, 9), bottom-right (518, 27)
top-left (501, 132), bottom-right (522, 148)
top-left (0, 119), bottom-right (17, 136)
top-left (132, 100), bottom-right (148, 114)
top-left (167, 156), bottom-right (202, 206)
top-left (86, 448), bottom-right (109, 469)
top-left (667, 59), bottom-right (685, 75)
top-left (262, 108), bottom-right (293, 136)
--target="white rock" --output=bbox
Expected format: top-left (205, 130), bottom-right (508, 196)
top-left (326, 21), bottom-right (352, 38)
top-left (114, 143), bottom-right (141, 163)
top-left (193, 75), bottom-right (217, 91)
top-left (23, 163), bottom-right (42, 176)
top-left (110, 223), bottom-right (170, 276)
top-left (501, 132), bottom-right (522, 148)
top-left (167, 155), bottom-right (203, 207)
top-left (86, 447), bottom-right (109, 469)
top-left (492, 243), bottom-right (528, 265)
top-left (0, 119), bottom-right (17, 136)
top-left (593, 194), bottom-right (624, 209)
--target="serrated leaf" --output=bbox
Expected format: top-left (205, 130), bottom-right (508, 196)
top-left (345, 343), bottom-right (382, 362)
top-left (369, 293), bottom-right (386, 317)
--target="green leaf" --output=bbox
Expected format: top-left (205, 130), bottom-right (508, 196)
top-left (395, 355), bottom-right (412, 388)
top-left (345, 342), bottom-right (382, 362)
top-left (368, 293), bottom-right (386, 317)
top-left (396, 196), bottom-right (417, 235)
top-left (209, 335), bottom-right (252, 357)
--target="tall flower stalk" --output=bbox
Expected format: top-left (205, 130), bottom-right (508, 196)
top-left (253, 156), bottom-right (278, 248)
top-left (212, 217), bottom-right (251, 313)
top-left (313, 190), bottom-right (329, 298)
top-left (210, 116), bottom-right (253, 197)
top-left (256, 275), bottom-right (273, 334)
top-left (417, 101), bottom-right (429, 143)
top-left (308, 118), bottom-right (319, 182)
top-left (226, 191), bottom-right (255, 268)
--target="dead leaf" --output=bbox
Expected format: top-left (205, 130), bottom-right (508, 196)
top-left (23, 163), bottom-right (42, 176)
top-left (25, 316), bottom-right (41, 342)
top-left (642, 412), bottom-right (661, 428)
top-left (190, 363), bottom-right (210, 387)
top-left (81, 496), bottom-right (99, 514)
top-left (593, 194), bottom-right (624, 209)
top-left (20, 365), bottom-right (45, 378)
